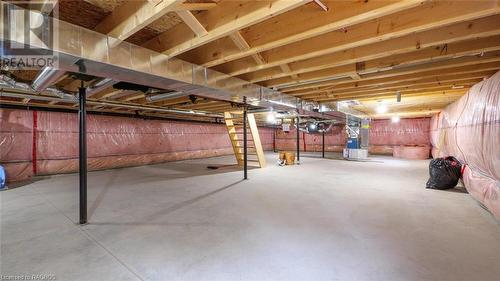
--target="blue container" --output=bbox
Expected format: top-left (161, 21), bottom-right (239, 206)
top-left (0, 165), bottom-right (6, 190)
top-left (347, 138), bottom-right (359, 149)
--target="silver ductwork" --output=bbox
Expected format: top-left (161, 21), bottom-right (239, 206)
top-left (298, 119), bottom-right (338, 134)
top-left (0, 75), bottom-right (31, 90)
top-left (1, 74), bottom-right (76, 102)
top-left (0, 77), bottom-right (222, 118)
top-left (31, 67), bottom-right (66, 92)
top-left (0, 90), bottom-right (222, 118)
top-left (86, 78), bottom-right (117, 97)
top-left (0, 1), bottom-right (346, 121)
top-left (45, 88), bottom-right (78, 102)
top-left (145, 91), bottom-right (187, 102)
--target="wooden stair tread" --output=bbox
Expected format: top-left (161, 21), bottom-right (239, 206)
top-left (224, 111), bottom-right (266, 168)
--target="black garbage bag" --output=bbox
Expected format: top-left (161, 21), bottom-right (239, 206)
top-left (426, 156), bottom-right (462, 190)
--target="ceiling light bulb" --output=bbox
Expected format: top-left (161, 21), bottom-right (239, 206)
top-left (267, 112), bottom-right (276, 123)
top-left (376, 104), bottom-right (388, 114)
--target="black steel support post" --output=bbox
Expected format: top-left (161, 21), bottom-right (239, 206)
top-left (243, 97), bottom-right (248, 180)
top-left (79, 85), bottom-right (87, 224)
top-left (322, 131), bottom-right (325, 158)
top-left (273, 126), bottom-right (277, 153)
top-left (296, 115), bottom-right (300, 164)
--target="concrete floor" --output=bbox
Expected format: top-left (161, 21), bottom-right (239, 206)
top-left (1, 153), bottom-right (499, 281)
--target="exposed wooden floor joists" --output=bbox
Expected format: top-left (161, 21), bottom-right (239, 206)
top-left (3, 0), bottom-right (500, 118)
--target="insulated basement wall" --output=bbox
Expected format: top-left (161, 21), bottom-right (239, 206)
top-left (275, 117), bottom-right (431, 155)
top-left (430, 70), bottom-right (500, 219)
top-left (275, 125), bottom-right (346, 152)
top-left (0, 109), bottom-right (274, 182)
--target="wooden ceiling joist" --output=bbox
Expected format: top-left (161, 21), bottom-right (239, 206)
top-left (279, 64), bottom-right (299, 79)
top-left (274, 45), bottom-right (500, 93)
top-left (198, 0), bottom-right (424, 68)
top-left (303, 73), bottom-right (486, 96)
top-left (175, 10), bottom-right (208, 37)
top-left (7, 0), bottom-right (500, 118)
top-left (287, 59), bottom-right (500, 98)
top-left (175, 2), bottom-right (218, 11)
top-left (142, 0), bottom-right (310, 56)
top-left (100, 90), bottom-right (131, 100)
top-left (313, 83), bottom-right (477, 102)
top-left (293, 65), bottom-right (500, 97)
top-left (229, 32), bottom-right (266, 65)
top-left (95, 0), bottom-right (182, 41)
top-left (309, 76), bottom-right (489, 101)
top-left (302, 74), bottom-right (488, 99)
top-left (338, 88), bottom-right (468, 103)
top-left (249, 15), bottom-right (500, 85)
top-left (279, 50), bottom-right (500, 94)
top-left (312, 0), bottom-right (328, 12)
top-left (221, 1), bottom-right (500, 77)
top-left (352, 89), bottom-right (467, 102)
top-left (369, 109), bottom-right (441, 118)
top-left (121, 93), bottom-right (146, 102)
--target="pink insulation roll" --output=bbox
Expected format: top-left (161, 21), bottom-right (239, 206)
top-left (275, 125), bottom-right (346, 152)
top-left (393, 145), bottom-right (431, 160)
top-left (370, 118), bottom-right (431, 155)
top-left (430, 70), bottom-right (500, 219)
top-left (0, 109), bottom-right (35, 182)
top-left (274, 118), bottom-right (431, 154)
top-left (0, 109), bottom-right (275, 182)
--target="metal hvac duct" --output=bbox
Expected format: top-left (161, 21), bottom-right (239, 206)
top-left (0, 90), bottom-right (222, 117)
top-left (298, 120), bottom-right (336, 134)
top-left (31, 67), bottom-right (66, 92)
top-left (1, 74), bottom-right (77, 102)
top-left (0, 76), bottom-right (221, 118)
top-left (0, 1), bottom-right (348, 121)
top-left (0, 75), bottom-right (30, 90)
top-left (86, 78), bottom-right (117, 97)
top-left (45, 88), bottom-right (78, 102)
top-left (145, 91), bottom-right (187, 102)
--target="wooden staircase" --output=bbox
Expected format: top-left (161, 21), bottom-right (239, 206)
top-left (224, 112), bottom-right (266, 168)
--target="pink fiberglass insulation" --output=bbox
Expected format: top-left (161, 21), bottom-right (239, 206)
top-left (0, 109), bottom-right (274, 182)
top-left (392, 145), bottom-right (431, 160)
top-left (275, 125), bottom-right (346, 152)
top-left (369, 118), bottom-right (431, 156)
top-left (430, 70), bottom-right (500, 219)
top-left (275, 118), bottom-right (430, 154)
top-left (0, 110), bottom-right (34, 181)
